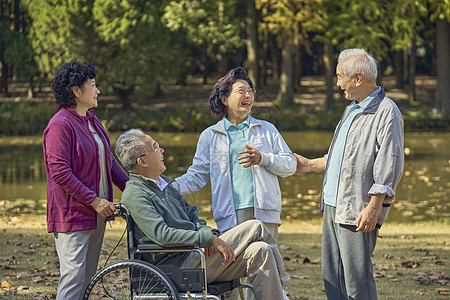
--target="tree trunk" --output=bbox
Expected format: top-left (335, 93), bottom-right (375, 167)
top-left (408, 34), bottom-right (417, 104)
top-left (269, 35), bottom-right (280, 82)
top-left (434, 18), bottom-right (449, 116)
top-left (27, 76), bottom-right (33, 99)
top-left (277, 35), bottom-right (293, 107)
top-left (246, 0), bottom-right (259, 88)
top-left (114, 87), bottom-right (133, 111)
top-left (394, 50), bottom-right (404, 89)
top-left (324, 42), bottom-right (334, 111)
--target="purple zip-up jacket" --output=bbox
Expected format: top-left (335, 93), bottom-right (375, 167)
top-left (43, 107), bottom-right (129, 233)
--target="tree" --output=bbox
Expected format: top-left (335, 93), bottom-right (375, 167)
top-left (387, 0), bottom-right (429, 104)
top-left (24, 0), bottom-right (76, 80)
top-left (259, 0), bottom-right (323, 107)
top-left (163, 0), bottom-right (243, 82)
top-left (246, 0), bottom-right (260, 87)
top-left (429, 0), bottom-right (450, 116)
top-left (25, 0), bottom-right (186, 110)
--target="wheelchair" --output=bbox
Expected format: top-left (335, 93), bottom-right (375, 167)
top-left (83, 204), bottom-right (253, 299)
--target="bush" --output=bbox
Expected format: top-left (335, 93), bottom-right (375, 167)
top-left (0, 101), bottom-right (57, 135)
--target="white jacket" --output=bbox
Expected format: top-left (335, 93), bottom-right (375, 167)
top-left (173, 116), bottom-right (296, 232)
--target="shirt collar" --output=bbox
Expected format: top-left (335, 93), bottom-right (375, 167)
top-left (224, 115), bottom-right (251, 131)
top-left (144, 175), bottom-right (168, 191)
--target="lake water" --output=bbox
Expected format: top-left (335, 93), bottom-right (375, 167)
top-left (0, 131), bottom-right (448, 223)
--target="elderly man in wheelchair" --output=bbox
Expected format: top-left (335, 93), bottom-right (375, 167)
top-left (83, 129), bottom-right (290, 300)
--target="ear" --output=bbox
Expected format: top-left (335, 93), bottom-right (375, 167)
top-left (354, 73), bottom-right (364, 86)
top-left (72, 86), bottom-right (81, 98)
top-left (136, 157), bottom-right (148, 168)
top-left (221, 95), bottom-right (228, 106)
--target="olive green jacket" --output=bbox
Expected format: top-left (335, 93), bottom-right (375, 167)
top-left (120, 173), bottom-right (216, 267)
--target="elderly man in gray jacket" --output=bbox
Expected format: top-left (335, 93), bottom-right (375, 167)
top-left (115, 128), bottom-right (290, 300)
top-left (293, 48), bottom-right (404, 300)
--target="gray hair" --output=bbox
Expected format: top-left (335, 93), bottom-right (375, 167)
top-left (115, 129), bottom-right (147, 172)
top-left (337, 48), bottom-right (378, 80)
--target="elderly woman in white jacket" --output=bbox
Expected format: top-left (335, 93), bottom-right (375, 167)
top-left (173, 67), bottom-right (296, 241)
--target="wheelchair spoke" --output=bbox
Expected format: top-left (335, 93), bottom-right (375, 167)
top-left (84, 260), bottom-right (179, 300)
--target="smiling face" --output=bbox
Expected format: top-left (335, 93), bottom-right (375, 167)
top-left (138, 135), bottom-right (166, 179)
top-left (336, 62), bottom-right (359, 102)
top-left (221, 79), bottom-right (254, 125)
top-left (73, 78), bottom-right (100, 115)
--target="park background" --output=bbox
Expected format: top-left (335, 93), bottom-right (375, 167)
top-left (0, 0), bottom-right (449, 299)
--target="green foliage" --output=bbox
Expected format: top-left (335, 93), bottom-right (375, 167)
top-left (163, 0), bottom-right (242, 69)
top-left (82, 0), bottom-right (186, 99)
top-left (4, 31), bottom-right (38, 79)
top-left (23, 0), bottom-right (186, 103)
top-left (0, 101), bottom-right (57, 135)
top-left (24, 0), bottom-right (78, 78)
top-left (258, 0), bottom-right (324, 51)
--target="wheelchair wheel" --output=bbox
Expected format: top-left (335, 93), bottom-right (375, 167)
top-left (84, 259), bottom-right (180, 300)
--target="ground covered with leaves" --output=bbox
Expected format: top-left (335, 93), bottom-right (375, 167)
top-left (1, 213), bottom-right (449, 299)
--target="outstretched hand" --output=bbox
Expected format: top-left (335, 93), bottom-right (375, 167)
top-left (292, 153), bottom-right (311, 174)
top-left (238, 145), bottom-right (261, 168)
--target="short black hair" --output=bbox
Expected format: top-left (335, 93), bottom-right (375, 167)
top-left (52, 60), bottom-right (97, 108)
top-left (208, 67), bottom-right (253, 115)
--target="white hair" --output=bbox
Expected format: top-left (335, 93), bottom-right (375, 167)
top-left (337, 48), bottom-right (378, 80)
top-left (115, 128), bottom-right (147, 172)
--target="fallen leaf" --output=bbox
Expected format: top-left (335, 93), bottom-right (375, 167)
top-left (1, 280), bottom-right (13, 291)
top-left (401, 261), bottom-right (420, 268)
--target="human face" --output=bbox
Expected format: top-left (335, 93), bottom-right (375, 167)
top-left (222, 79), bottom-right (254, 125)
top-left (138, 135), bottom-right (166, 179)
top-left (73, 78), bottom-right (100, 114)
top-left (336, 62), bottom-right (359, 102)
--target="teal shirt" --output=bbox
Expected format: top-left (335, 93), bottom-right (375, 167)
top-left (224, 115), bottom-right (255, 210)
top-left (323, 87), bottom-right (381, 207)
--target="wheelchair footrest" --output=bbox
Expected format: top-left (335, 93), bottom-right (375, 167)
top-left (207, 278), bottom-right (241, 295)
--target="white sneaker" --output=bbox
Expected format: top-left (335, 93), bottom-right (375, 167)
top-left (283, 290), bottom-right (289, 300)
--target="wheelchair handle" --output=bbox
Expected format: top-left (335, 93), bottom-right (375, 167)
top-left (105, 204), bottom-right (125, 222)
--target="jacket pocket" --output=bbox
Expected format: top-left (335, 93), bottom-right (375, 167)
top-left (211, 150), bottom-right (229, 172)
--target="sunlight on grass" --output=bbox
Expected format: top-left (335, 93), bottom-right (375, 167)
top-left (1, 215), bottom-right (449, 299)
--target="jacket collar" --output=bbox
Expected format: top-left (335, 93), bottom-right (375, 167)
top-left (63, 107), bottom-right (96, 123)
top-left (362, 87), bottom-right (385, 114)
top-left (211, 115), bottom-right (263, 134)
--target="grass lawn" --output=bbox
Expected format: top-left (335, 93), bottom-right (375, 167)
top-left (1, 214), bottom-right (449, 299)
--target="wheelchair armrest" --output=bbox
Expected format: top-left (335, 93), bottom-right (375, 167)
top-left (137, 244), bottom-right (197, 252)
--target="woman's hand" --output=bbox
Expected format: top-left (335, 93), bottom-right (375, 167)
top-left (238, 145), bottom-right (261, 168)
top-left (91, 197), bottom-right (116, 218)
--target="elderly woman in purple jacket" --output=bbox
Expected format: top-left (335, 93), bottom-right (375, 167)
top-left (43, 60), bottom-right (128, 299)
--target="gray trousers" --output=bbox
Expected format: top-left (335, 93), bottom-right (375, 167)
top-left (322, 205), bottom-right (378, 300)
top-left (54, 215), bottom-right (106, 300)
top-left (182, 220), bottom-right (289, 300)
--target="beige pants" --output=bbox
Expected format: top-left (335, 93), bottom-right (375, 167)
top-left (182, 220), bottom-right (289, 300)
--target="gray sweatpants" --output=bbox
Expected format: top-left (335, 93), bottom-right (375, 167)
top-left (54, 215), bottom-right (106, 300)
top-left (182, 220), bottom-right (289, 300)
top-left (322, 204), bottom-right (378, 300)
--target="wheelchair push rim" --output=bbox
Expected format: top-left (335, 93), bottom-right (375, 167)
top-left (83, 259), bottom-right (180, 300)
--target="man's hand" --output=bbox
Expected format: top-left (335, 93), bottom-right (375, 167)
top-left (202, 245), bottom-right (216, 258)
top-left (356, 194), bottom-right (385, 232)
top-left (292, 153), bottom-right (326, 174)
top-left (238, 145), bottom-right (261, 168)
top-left (212, 236), bottom-right (235, 264)
top-left (91, 197), bottom-right (116, 219)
